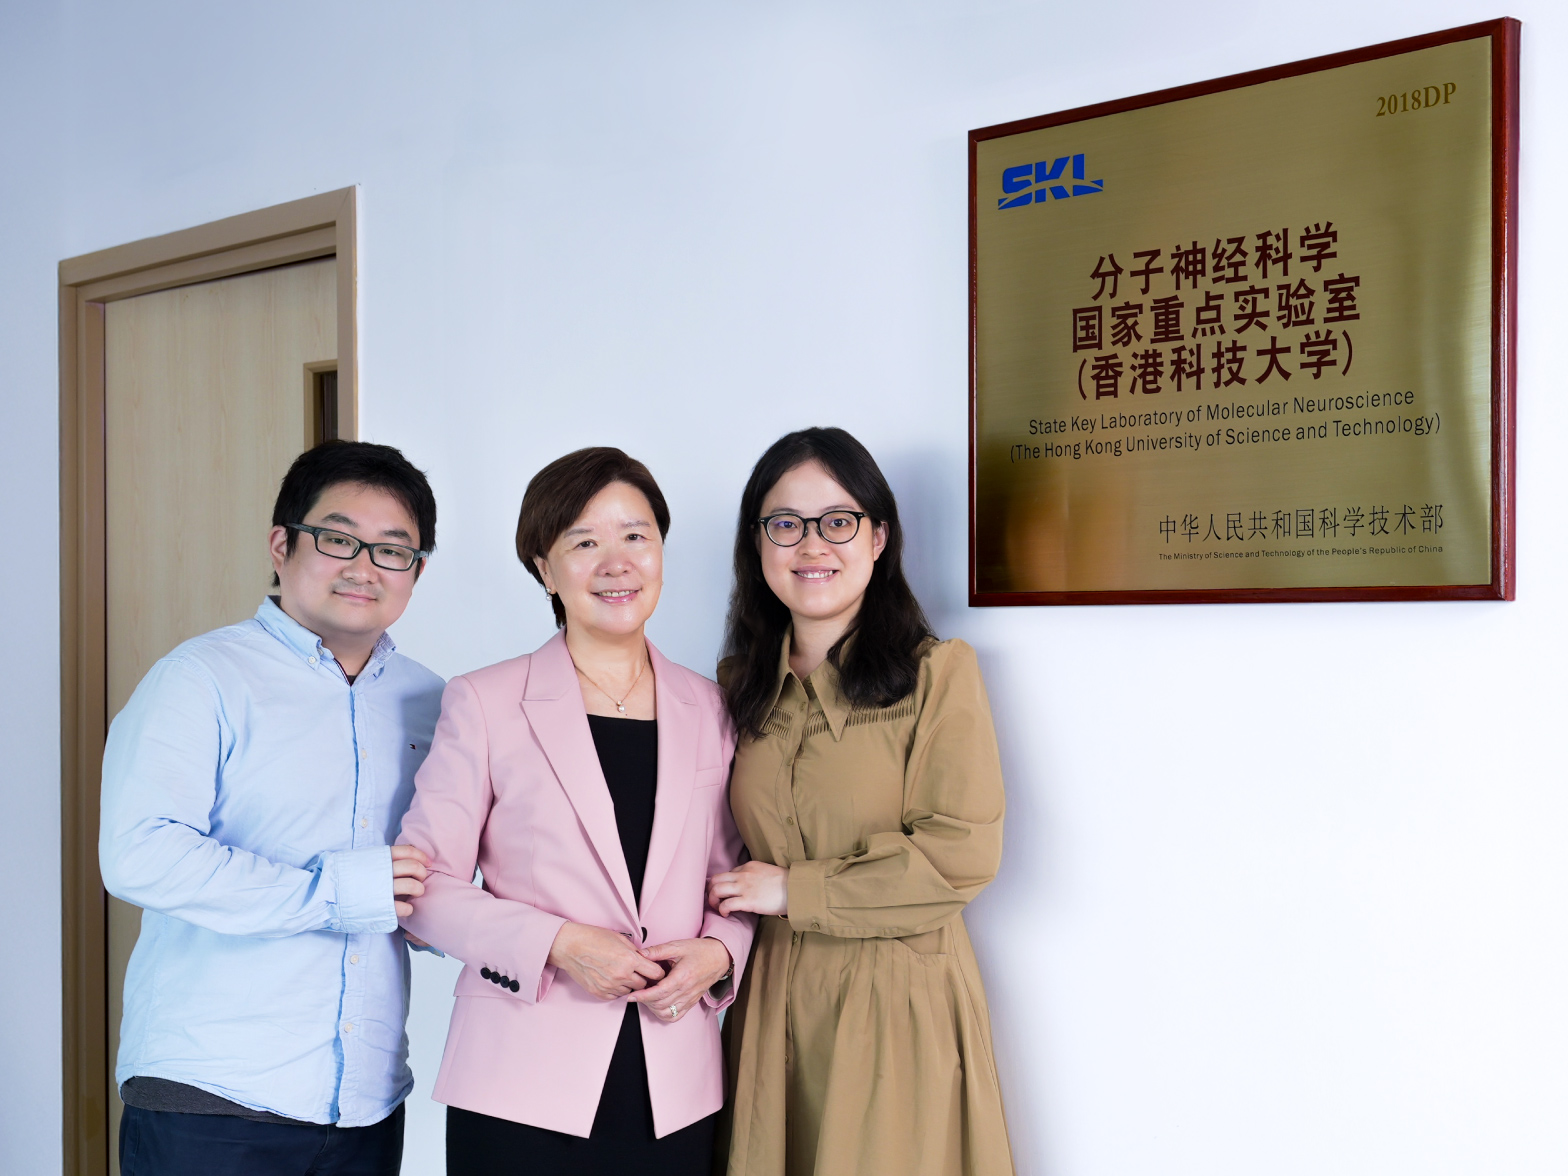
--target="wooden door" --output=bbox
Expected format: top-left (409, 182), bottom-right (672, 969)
top-left (103, 257), bottom-right (336, 1168)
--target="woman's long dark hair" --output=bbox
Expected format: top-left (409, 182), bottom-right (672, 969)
top-left (722, 427), bottom-right (933, 737)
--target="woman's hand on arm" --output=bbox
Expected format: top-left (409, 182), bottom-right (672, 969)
top-left (630, 937), bottom-right (732, 1022)
top-left (707, 860), bottom-right (788, 919)
top-left (547, 923), bottom-right (667, 1001)
top-left (390, 844), bottom-right (430, 918)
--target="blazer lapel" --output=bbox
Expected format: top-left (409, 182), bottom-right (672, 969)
top-left (639, 640), bottom-right (697, 918)
top-left (519, 631), bottom-right (639, 926)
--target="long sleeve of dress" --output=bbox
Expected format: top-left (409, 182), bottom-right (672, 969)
top-left (786, 641), bottom-right (1005, 938)
top-left (398, 675), bottom-right (569, 1002)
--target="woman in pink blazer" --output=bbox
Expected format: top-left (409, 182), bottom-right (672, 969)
top-left (397, 448), bottom-right (755, 1174)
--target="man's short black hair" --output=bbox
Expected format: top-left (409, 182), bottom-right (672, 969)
top-left (272, 441), bottom-right (437, 581)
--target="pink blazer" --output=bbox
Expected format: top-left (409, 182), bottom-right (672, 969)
top-left (397, 631), bottom-right (755, 1138)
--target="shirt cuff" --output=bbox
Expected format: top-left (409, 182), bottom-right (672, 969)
top-left (786, 859), bottom-right (830, 934)
top-left (698, 932), bottom-right (737, 1010)
top-left (323, 846), bottom-right (398, 934)
top-left (704, 973), bottom-right (734, 1008)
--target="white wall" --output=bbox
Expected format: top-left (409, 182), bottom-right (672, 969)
top-left (4, 2), bottom-right (1565, 1172)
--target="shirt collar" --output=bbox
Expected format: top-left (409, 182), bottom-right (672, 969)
top-left (768, 627), bottom-right (850, 741)
top-left (254, 597), bottom-right (396, 678)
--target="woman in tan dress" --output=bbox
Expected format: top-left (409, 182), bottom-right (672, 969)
top-left (708, 427), bottom-right (1014, 1176)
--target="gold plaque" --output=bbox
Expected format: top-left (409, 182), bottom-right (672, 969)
top-left (970, 20), bottom-right (1518, 604)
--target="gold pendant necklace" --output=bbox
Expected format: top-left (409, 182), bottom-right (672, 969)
top-left (575, 655), bottom-right (647, 716)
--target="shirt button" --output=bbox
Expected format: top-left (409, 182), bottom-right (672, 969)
top-left (359, 748), bottom-right (368, 760)
top-left (349, 955), bottom-right (360, 965)
top-left (360, 817), bottom-right (368, 828)
top-left (811, 921), bottom-right (820, 930)
top-left (785, 816), bottom-right (795, 826)
top-left (342, 1022), bottom-right (353, 1033)
top-left (308, 656), bottom-right (318, 665)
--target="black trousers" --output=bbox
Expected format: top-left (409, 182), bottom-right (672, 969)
top-left (447, 1004), bottom-right (716, 1175)
top-left (119, 1102), bottom-right (403, 1176)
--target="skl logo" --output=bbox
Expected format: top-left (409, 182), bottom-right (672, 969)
top-left (998, 154), bottom-right (1104, 209)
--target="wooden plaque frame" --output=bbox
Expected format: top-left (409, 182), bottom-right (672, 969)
top-left (968, 18), bottom-right (1519, 606)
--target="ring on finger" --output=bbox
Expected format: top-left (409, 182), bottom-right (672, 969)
top-left (666, 1004), bottom-right (678, 1018)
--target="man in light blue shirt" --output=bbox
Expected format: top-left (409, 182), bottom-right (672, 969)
top-left (100, 440), bottom-right (445, 1175)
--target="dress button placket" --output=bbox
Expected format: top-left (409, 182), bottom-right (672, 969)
top-left (783, 719), bottom-right (807, 861)
top-left (779, 702), bottom-right (809, 948)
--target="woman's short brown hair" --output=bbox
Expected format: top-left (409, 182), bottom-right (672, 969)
top-left (516, 447), bottom-right (671, 627)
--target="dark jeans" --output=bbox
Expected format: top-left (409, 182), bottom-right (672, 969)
top-left (120, 1102), bottom-right (404, 1176)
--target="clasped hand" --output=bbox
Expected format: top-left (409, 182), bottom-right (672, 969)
top-left (547, 924), bottom-right (731, 1022)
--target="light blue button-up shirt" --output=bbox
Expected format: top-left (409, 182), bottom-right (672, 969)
top-left (100, 598), bottom-right (445, 1127)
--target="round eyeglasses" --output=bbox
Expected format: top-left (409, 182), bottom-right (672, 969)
top-left (287, 523), bottom-right (429, 572)
top-left (757, 511), bottom-right (867, 547)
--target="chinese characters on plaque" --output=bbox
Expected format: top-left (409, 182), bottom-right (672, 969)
top-left (1070, 225), bottom-right (1358, 395)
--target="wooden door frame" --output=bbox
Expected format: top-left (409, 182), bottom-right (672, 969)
top-left (58, 187), bottom-right (358, 1176)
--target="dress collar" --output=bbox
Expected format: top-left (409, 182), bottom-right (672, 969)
top-left (768, 627), bottom-right (850, 741)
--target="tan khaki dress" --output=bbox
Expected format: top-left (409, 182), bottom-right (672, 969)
top-left (718, 637), bottom-right (1015, 1176)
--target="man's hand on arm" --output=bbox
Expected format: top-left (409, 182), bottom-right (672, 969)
top-left (391, 844), bottom-right (429, 918)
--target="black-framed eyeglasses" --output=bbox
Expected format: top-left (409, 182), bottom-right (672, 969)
top-left (287, 524), bottom-right (429, 571)
top-left (757, 511), bottom-right (867, 547)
